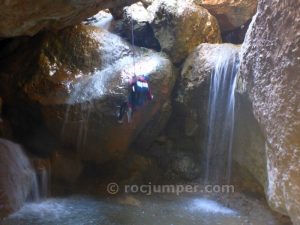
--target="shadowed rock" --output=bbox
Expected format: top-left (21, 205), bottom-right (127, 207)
top-left (194, 0), bottom-right (257, 31)
top-left (240, 0), bottom-right (300, 223)
top-left (0, 0), bottom-right (140, 38)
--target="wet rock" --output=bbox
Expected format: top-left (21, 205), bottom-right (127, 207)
top-left (240, 0), bottom-right (300, 223)
top-left (148, 0), bottom-right (221, 64)
top-left (3, 25), bottom-right (175, 163)
top-left (175, 43), bottom-right (240, 140)
top-left (178, 43), bottom-right (240, 158)
top-left (0, 0), bottom-right (140, 38)
top-left (171, 153), bottom-right (201, 180)
top-left (52, 153), bottom-right (83, 184)
top-left (133, 100), bottom-right (172, 150)
top-left (194, 0), bottom-right (258, 31)
top-left (119, 154), bottom-right (161, 185)
top-left (0, 139), bottom-right (36, 218)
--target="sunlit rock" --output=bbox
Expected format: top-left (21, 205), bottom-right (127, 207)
top-left (240, 0), bottom-right (300, 223)
top-left (5, 25), bottom-right (175, 163)
top-left (148, 0), bottom-right (221, 64)
top-left (0, 0), bottom-right (140, 38)
top-left (83, 10), bottom-right (115, 31)
top-left (194, 0), bottom-right (257, 31)
top-left (0, 139), bottom-right (36, 218)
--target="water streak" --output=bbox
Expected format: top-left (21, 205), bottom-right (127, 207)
top-left (204, 45), bottom-right (240, 184)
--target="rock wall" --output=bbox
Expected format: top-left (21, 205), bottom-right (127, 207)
top-left (233, 91), bottom-right (267, 189)
top-left (240, 0), bottom-right (300, 223)
top-left (142, 43), bottom-right (242, 180)
top-left (0, 0), bottom-right (140, 38)
top-left (0, 139), bottom-right (36, 218)
top-left (194, 0), bottom-right (257, 31)
top-left (148, 0), bottom-right (222, 64)
top-left (0, 25), bottom-right (176, 163)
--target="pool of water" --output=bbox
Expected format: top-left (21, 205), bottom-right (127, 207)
top-left (0, 194), bottom-right (289, 225)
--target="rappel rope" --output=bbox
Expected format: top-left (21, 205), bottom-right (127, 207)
top-left (131, 11), bottom-right (136, 77)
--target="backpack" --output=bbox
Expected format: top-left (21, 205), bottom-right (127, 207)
top-left (131, 79), bottom-right (149, 107)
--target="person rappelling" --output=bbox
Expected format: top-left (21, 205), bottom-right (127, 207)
top-left (118, 75), bottom-right (153, 123)
top-left (117, 11), bottom-right (154, 123)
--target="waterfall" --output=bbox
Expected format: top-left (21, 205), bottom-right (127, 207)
top-left (204, 45), bottom-right (240, 184)
top-left (36, 164), bottom-right (50, 199)
top-left (29, 159), bottom-right (50, 201)
top-left (30, 173), bottom-right (40, 201)
top-left (61, 102), bottom-right (92, 153)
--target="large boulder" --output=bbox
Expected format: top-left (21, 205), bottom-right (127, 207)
top-left (0, 139), bottom-right (36, 218)
top-left (0, 0), bottom-right (140, 38)
top-left (240, 0), bottom-right (300, 223)
top-left (148, 0), bottom-right (222, 64)
top-left (2, 25), bottom-right (176, 163)
top-left (194, 0), bottom-right (257, 31)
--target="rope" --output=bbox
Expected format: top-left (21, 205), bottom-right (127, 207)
top-left (131, 11), bottom-right (136, 76)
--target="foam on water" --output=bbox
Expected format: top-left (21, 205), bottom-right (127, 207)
top-left (2, 195), bottom-right (285, 225)
top-left (10, 199), bottom-right (72, 219)
top-left (188, 198), bottom-right (238, 215)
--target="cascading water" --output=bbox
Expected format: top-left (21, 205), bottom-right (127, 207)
top-left (34, 161), bottom-right (50, 199)
top-left (61, 102), bottom-right (92, 153)
top-left (28, 159), bottom-right (50, 201)
top-left (204, 44), bottom-right (240, 184)
top-left (29, 173), bottom-right (40, 201)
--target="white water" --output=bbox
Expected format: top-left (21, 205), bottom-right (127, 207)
top-left (0, 139), bottom-right (48, 205)
top-left (30, 174), bottom-right (40, 201)
top-left (204, 45), bottom-right (240, 184)
top-left (36, 166), bottom-right (49, 199)
top-left (188, 199), bottom-right (237, 215)
top-left (29, 163), bottom-right (50, 201)
top-left (2, 194), bottom-right (285, 225)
